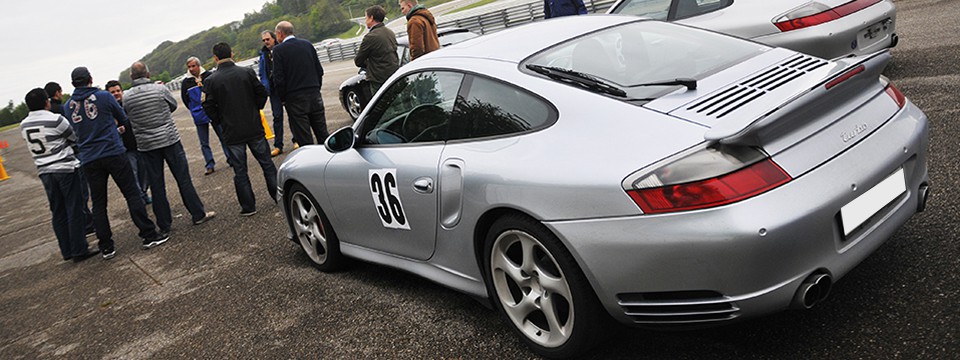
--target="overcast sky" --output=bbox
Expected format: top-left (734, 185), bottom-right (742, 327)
top-left (0, 0), bottom-right (269, 106)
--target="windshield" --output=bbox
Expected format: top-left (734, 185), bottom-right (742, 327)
top-left (523, 21), bottom-right (768, 100)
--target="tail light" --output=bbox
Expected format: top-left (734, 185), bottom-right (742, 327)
top-left (884, 83), bottom-right (906, 108)
top-left (624, 146), bottom-right (792, 214)
top-left (774, 0), bottom-right (883, 32)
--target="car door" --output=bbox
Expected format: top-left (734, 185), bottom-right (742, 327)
top-left (325, 70), bottom-right (464, 260)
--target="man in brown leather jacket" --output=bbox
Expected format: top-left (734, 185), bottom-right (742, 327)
top-left (355, 5), bottom-right (399, 94)
top-left (399, 0), bottom-right (440, 60)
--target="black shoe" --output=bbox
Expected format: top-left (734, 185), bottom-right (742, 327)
top-left (85, 228), bottom-right (96, 238)
top-left (239, 209), bottom-right (258, 217)
top-left (142, 232), bottom-right (170, 250)
top-left (193, 211), bottom-right (216, 225)
top-left (101, 246), bottom-right (116, 260)
top-left (72, 247), bottom-right (100, 263)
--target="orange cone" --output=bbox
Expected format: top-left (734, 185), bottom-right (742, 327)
top-left (0, 153), bottom-right (9, 181)
top-left (261, 110), bottom-right (275, 140)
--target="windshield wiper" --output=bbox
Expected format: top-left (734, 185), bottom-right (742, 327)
top-left (525, 64), bottom-right (627, 97)
top-left (627, 78), bottom-right (697, 91)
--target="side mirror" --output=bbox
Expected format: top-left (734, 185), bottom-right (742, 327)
top-left (325, 126), bottom-right (356, 153)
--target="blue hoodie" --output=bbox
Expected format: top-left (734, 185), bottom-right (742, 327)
top-left (63, 87), bottom-right (128, 165)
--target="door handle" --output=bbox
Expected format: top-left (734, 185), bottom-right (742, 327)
top-left (413, 177), bottom-right (433, 193)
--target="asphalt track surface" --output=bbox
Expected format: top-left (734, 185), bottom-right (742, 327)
top-left (0, 0), bottom-right (957, 358)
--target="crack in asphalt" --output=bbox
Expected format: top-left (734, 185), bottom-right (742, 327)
top-left (129, 257), bottom-right (163, 286)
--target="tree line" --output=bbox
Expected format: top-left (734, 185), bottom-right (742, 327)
top-left (115, 0), bottom-right (385, 84)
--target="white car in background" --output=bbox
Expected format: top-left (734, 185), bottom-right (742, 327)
top-left (607, 0), bottom-right (898, 59)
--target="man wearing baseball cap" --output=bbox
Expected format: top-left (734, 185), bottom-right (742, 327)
top-left (65, 66), bottom-right (167, 259)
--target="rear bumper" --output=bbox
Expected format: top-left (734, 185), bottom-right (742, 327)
top-left (755, 1), bottom-right (897, 59)
top-left (545, 102), bottom-right (928, 326)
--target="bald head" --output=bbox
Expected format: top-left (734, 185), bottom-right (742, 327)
top-left (275, 21), bottom-right (294, 42)
top-left (130, 61), bottom-right (150, 80)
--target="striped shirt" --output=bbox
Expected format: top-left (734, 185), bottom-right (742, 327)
top-left (19, 110), bottom-right (79, 174)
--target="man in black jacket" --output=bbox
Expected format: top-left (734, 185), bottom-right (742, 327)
top-left (272, 20), bottom-right (328, 146)
top-left (202, 42), bottom-right (277, 217)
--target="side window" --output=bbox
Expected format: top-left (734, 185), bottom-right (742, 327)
top-left (675, 0), bottom-right (731, 20)
top-left (610, 0), bottom-right (671, 20)
top-left (398, 46), bottom-right (411, 66)
top-left (449, 76), bottom-right (555, 141)
top-left (360, 71), bottom-right (464, 145)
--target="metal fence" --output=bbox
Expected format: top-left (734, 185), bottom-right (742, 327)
top-left (316, 0), bottom-right (617, 63)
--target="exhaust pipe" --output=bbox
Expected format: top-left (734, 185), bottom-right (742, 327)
top-left (792, 273), bottom-right (832, 309)
top-left (917, 183), bottom-right (930, 213)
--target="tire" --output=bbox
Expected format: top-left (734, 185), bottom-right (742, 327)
top-left (483, 214), bottom-right (609, 359)
top-left (344, 88), bottom-right (365, 120)
top-left (286, 183), bottom-right (344, 272)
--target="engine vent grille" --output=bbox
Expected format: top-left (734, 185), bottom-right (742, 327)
top-left (685, 54), bottom-right (828, 119)
top-left (617, 291), bottom-right (739, 324)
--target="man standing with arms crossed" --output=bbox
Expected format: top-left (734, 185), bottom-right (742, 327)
top-left (399, 0), bottom-right (440, 61)
top-left (272, 20), bottom-right (328, 146)
top-left (19, 88), bottom-right (99, 262)
top-left (65, 67), bottom-right (167, 258)
top-left (202, 42), bottom-right (277, 217)
top-left (259, 30), bottom-right (289, 156)
top-left (124, 61), bottom-right (216, 233)
top-left (356, 5), bottom-right (399, 95)
top-left (181, 57), bottom-right (232, 175)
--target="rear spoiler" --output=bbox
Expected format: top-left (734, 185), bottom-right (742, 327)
top-left (703, 50), bottom-right (893, 146)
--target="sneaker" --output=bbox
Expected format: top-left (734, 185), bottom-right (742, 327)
top-left (101, 246), bottom-right (116, 260)
top-left (142, 232), bottom-right (170, 250)
top-left (144, 196), bottom-right (152, 205)
top-left (205, 167), bottom-right (215, 176)
top-left (85, 228), bottom-right (96, 238)
top-left (270, 148), bottom-right (283, 157)
top-left (193, 211), bottom-right (216, 225)
top-left (72, 247), bottom-right (100, 263)
top-left (239, 209), bottom-right (258, 217)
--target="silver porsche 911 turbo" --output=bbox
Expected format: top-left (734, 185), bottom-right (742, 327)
top-left (607, 0), bottom-right (898, 60)
top-left (277, 15), bottom-right (929, 358)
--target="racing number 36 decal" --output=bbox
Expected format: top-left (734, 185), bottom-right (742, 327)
top-left (369, 169), bottom-right (410, 230)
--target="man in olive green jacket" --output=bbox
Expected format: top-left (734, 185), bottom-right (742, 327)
top-left (355, 5), bottom-right (400, 95)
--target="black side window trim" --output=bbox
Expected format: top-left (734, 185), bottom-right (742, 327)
top-left (356, 68), bottom-right (560, 147)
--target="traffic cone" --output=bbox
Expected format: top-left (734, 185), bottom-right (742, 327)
top-left (0, 153), bottom-right (10, 181)
top-left (261, 110), bottom-right (275, 140)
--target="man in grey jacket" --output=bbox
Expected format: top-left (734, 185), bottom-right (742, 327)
top-left (123, 61), bottom-right (216, 233)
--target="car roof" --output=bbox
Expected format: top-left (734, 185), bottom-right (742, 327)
top-left (423, 15), bottom-right (640, 63)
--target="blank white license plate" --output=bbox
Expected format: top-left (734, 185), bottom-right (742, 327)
top-left (857, 20), bottom-right (889, 48)
top-left (840, 168), bottom-right (906, 236)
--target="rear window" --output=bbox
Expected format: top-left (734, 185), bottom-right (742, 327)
top-left (523, 20), bottom-right (767, 101)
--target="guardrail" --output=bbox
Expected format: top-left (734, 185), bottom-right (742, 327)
top-left (317, 0), bottom-right (617, 63)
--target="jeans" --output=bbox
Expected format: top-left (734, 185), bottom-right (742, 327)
top-left (141, 141), bottom-right (207, 230)
top-left (75, 167), bottom-right (97, 234)
top-left (125, 150), bottom-right (149, 203)
top-left (39, 171), bottom-right (92, 258)
top-left (82, 155), bottom-right (159, 250)
top-left (269, 95), bottom-right (285, 149)
top-left (225, 137), bottom-right (278, 213)
top-left (196, 122), bottom-right (232, 170)
top-left (284, 91), bottom-right (328, 146)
